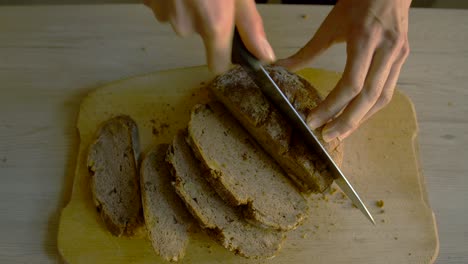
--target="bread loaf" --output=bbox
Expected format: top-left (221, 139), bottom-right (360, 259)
top-left (209, 66), bottom-right (343, 193)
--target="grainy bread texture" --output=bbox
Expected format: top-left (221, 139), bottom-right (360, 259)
top-left (87, 115), bottom-right (143, 237)
top-left (187, 103), bottom-right (307, 231)
top-left (140, 144), bottom-right (192, 262)
top-left (209, 65), bottom-right (343, 193)
top-left (166, 131), bottom-right (285, 259)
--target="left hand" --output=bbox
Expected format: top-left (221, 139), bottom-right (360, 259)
top-left (277, 0), bottom-right (411, 142)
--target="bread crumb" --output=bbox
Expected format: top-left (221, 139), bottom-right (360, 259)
top-left (241, 152), bottom-right (248, 161)
top-left (380, 209), bottom-right (385, 214)
top-left (329, 188), bottom-right (337, 195)
top-left (152, 127), bottom-right (159, 136)
top-left (352, 203), bottom-right (357, 208)
top-left (300, 14), bottom-right (308, 19)
top-left (314, 225), bottom-right (319, 229)
top-left (381, 219), bottom-right (385, 223)
top-left (376, 200), bottom-right (384, 208)
top-left (151, 121), bottom-right (170, 136)
top-left (448, 102), bottom-right (453, 106)
top-left (320, 194), bottom-right (329, 202)
top-left (161, 122), bottom-right (170, 130)
top-left (301, 233), bottom-right (307, 239)
top-left (394, 237), bottom-right (398, 240)
top-left (408, 253), bottom-right (412, 256)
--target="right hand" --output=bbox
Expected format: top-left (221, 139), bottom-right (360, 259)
top-left (144, 0), bottom-right (276, 73)
top-left (277, 0), bottom-right (411, 142)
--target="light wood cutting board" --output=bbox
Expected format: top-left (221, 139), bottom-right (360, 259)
top-left (57, 66), bottom-right (439, 264)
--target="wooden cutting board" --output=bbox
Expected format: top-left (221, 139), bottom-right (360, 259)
top-left (57, 67), bottom-right (439, 264)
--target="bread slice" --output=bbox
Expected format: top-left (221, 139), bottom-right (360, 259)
top-left (209, 65), bottom-right (343, 193)
top-left (140, 144), bottom-right (192, 262)
top-left (87, 115), bottom-right (143, 237)
top-left (187, 103), bottom-right (307, 231)
top-left (166, 131), bottom-right (284, 259)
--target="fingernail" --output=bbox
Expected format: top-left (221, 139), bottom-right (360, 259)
top-left (307, 116), bottom-right (321, 130)
top-left (322, 128), bottom-right (339, 142)
top-left (261, 38), bottom-right (276, 62)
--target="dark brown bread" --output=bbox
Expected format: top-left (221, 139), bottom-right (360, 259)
top-left (187, 103), bottom-right (308, 231)
top-left (166, 131), bottom-right (285, 259)
top-left (87, 115), bottom-right (143, 237)
top-left (140, 144), bottom-right (192, 262)
top-left (209, 65), bottom-right (343, 193)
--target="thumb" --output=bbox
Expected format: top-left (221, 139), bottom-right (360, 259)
top-left (277, 10), bottom-right (341, 71)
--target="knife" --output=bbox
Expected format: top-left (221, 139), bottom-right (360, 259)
top-left (231, 29), bottom-right (375, 225)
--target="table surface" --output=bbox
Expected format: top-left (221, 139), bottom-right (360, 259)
top-left (0, 4), bottom-right (466, 264)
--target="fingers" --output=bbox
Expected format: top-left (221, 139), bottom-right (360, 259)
top-left (146, 0), bottom-right (193, 36)
top-left (195, 1), bottom-right (235, 73)
top-left (321, 46), bottom-right (396, 142)
top-left (361, 41), bottom-right (410, 122)
top-left (235, 0), bottom-right (275, 63)
top-left (168, 0), bottom-right (196, 37)
top-left (306, 36), bottom-right (377, 132)
top-left (146, 0), bottom-right (271, 73)
top-left (328, 40), bottom-right (410, 142)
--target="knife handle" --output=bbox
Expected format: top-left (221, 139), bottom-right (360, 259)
top-left (231, 28), bottom-right (262, 70)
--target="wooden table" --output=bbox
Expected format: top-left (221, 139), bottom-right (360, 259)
top-left (0, 4), bottom-right (466, 263)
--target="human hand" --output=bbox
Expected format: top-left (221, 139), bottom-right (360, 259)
top-left (277, 0), bottom-right (411, 142)
top-left (144, 0), bottom-right (276, 73)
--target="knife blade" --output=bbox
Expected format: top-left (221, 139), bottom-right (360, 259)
top-left (231, 29), bottom-right (375, 225)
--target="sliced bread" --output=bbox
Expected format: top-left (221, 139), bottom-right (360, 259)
top-left (166, 131), bottom-right (285, 259)
top-left (209, 66), bottom-right (343, 193)
top-left (87, 115), bottom-right (143, 237)
top-left (140, 144), bottom-right (192, 262)
top-left (187, 103), bottom-right (308, 231)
